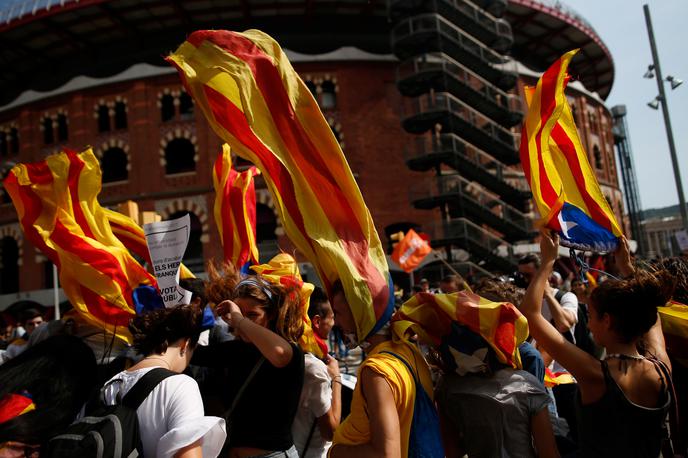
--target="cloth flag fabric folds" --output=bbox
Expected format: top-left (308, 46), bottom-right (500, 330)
top-left (250, 253), bottom-right (328, 358)
top-left (3, 149), bottom-right (155, 343)
top-left (396, 291), bottom-right (529, 369)
top-left (520, 49), bottom-right (623, 252)
top-left (168, 29), bottom-right (394, 341)
top-left (213, 143), bottom-right (260, 270)
top-left (391, 229), bottom-right (432, 273)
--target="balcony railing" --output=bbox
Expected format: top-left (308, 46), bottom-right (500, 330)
top-left (403, 91), bottom-right (520, 153)
top-left (405, 132), bottom-right (509, 179)
top-left (409, 173), bottom-right (532, 234)
top-left (389, 0), bottom-right (512, 43)
top-left (425, 217), bottom-right (517, 261)
top-left (391, 13), bottom-right (508, 66)
top-left (397, 52), bottom-right (522, 114)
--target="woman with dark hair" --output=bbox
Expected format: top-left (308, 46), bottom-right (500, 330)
top-left (0, 335), bottom-right (97, 457)
top-left (101, 303), bottom-right (226, 458)
top-left (192, 261), bottom-right (305, 458)
top-left (521, 232), bottom-right (673, 457)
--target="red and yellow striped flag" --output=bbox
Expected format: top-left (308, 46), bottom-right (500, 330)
top-left (104, 207), bottom-right (195, 279)
top-left (213, 143), bottom-right (260, 270)
top-left (3, 149), bottom-right (155, 343)
top-left (168, 30), bottom-right (394, 341)
top-left (250, 253), bottom-right (328, 358)
top-left (396, 291), bottom-right (529, 368)
top-left (520, 49), bottom-right (622, 252)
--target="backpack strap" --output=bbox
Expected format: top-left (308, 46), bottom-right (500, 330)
top-left (121, 368), bottom-right (177, 410)
top-left (648, 356), bottom-right (685, 457)
top-left (223, 356), bottom-right (265, 420)
top-left (380, 350), bottom-right (420, 385)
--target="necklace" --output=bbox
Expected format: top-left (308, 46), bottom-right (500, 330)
top-left (143, 356), bottom-right (172, 369)
top-left (605, 353), bottom-right (644, 361)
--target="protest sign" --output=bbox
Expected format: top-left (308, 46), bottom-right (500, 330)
top-left (144, 214), bottom-right (193, 307)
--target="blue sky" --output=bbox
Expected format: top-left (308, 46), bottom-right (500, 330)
top-left (561, 0), bottom-right (688, 210)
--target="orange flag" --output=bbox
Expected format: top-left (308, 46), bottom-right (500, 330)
top-left (391, 229), bottom-right (432, 273)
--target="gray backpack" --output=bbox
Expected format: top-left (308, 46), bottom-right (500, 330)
top-left (45, 368), bottom-right (175, 458)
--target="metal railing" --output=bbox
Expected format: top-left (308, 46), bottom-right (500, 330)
top-left (451, 0), bottom-right (512, 37)
top-left (391, 13), bottom-right (508, 65)
top-left (425, 217), bottom-right (517, 261)
top-left (397, 52), bottom-right (522, 113)
top-left (404, 91), bottom-right (520, 151)
top-left (409, 173), bottom-right (532, 234)
top-left (405, 132), bottom-right (510, 180)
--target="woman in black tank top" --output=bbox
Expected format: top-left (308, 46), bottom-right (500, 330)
top-left (521, 232), bottom-right (675, 457)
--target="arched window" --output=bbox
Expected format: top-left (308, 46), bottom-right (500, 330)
top-left (101, 147), bottom-right (128, 183)
top-left (179, 92), bottom-right (194, 120)
top-left (42, 117), bottom-right (54, 144)
top-left (9, 128), bottom-right (18, 154)
top-left (114, 102), bottom-right (127, 130)
top-left (167, 211), bottom-right (204, 274)
top-left (0, 236), bottom-right (19, 294)
top-left (256, 203), bottom-right (277, 242)
top-left (593, 145), bottom-right (603, 170)
top-left (97, 105), bottom-right (110, 132)
top-left (305, 80), bottom-right (317, 97)
top-left (161, 94), bottom-right (175, 122)
top-left (57, 114), bottom-right (68, 141)
top-left (164, 138), bottom-right (195, 174)
top-left (320, 80), bottom-right (337, 109)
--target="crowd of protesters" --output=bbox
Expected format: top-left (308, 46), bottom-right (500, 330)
top-left (0, 232), bottom-right (686, 458)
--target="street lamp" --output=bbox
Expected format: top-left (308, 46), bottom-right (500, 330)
top-left (666, 75), bottom-right (683, 90)
top-left (644, 4), bottom-right (688, 231)
top-left (646, 96), bottom-right (661, 110)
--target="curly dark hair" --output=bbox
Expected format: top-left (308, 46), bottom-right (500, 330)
top-left (644, 256), bottom-right (688, 305)
top-left (205, 259), bottom-right (304, 343)
top-left (474, 278), bottom-right (526, 307)
top-left (590, 270), bottom-right (675, 343)
top-left (129, 304), bottom-right (203, 356)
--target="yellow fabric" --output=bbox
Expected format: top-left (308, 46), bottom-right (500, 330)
top-left (659, 301), bottom-right (688, 340)
top-left (331, 338), bottom-right (432, 456)
top-left (249, 253), bottom-right (325, 358)
top-left (168, 29), bottom-right (392, 342)
top-left (522, 49), bottom-right (622, 237)
top-left (4, 149), bottom-right (154, 343)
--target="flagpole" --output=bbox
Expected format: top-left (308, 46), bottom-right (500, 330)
top-left (52, 263), bottom-right (60, 320)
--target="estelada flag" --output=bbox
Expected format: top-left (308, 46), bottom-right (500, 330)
top-left (520, 49), bottom-right (623, 252)
top-left (168, 29), bottom-right (394, 342)
top-left (396, 291), bottom-right (529, 369)
top-left (391, 229), bottom-right (432, 273)
top-left (213, 144), bottom-right (260, 270)
top-left (3, 149), bottom-right (155, 343)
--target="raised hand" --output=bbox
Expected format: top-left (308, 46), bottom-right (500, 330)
top-left (539, 229), bottom-right (560, 264)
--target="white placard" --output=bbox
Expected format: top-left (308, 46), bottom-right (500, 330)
top-left (144, 214), bottom-right (193, 307)
top-left (676, 230), bottom-right (688, 252)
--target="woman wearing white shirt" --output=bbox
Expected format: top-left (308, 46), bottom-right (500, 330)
top-left (102, 304), bottom-right (226, 457)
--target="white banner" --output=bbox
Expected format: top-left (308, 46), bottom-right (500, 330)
top-left (144, 214), bottom-right (193, 307)
top-left (676, 230), bottom-right (688, 252)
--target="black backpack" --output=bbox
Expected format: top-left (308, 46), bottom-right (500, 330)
top-left (555, 290), bottom-right (598, 356)
top-left (45, 367), bottom-right (176, 458)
